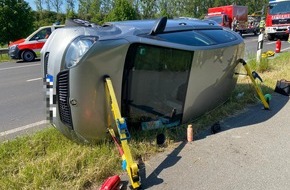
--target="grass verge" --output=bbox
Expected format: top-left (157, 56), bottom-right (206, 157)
top-left (1, 52), bottom-right (290, 189)
top-left (0, 54), bottom-right (10, 62)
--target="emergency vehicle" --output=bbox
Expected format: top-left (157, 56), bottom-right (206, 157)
top-left (206, 5), bottom-right (259, 35)
top-left (8, 24), bottom-right (64, 62)
top-left (266, 0), bottom-right (290, 40)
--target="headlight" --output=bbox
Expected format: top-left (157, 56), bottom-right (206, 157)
top-left (65, 36), bottom-right (98, 68)
top-left (9, 44), bottom-right (17, 50)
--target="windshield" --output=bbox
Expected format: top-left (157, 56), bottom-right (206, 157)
top-left (269, 1), bottom-right (290, 14)
top-left (205, 16), bottom-right (223, 24)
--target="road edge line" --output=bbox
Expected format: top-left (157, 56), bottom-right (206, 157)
top-left (0, 120), bottom-right (47, 137)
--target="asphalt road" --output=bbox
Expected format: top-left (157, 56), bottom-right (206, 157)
top-left (0, 60), bottom-right (46, 141)
top-left (243, 33), bottom-right (290, 57)
top-left (121, 93), bottom-right (290, 190)
top-left (0, 34), bottom-right (289, 141)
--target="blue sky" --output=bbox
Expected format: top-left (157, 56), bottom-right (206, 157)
top-left (25, 0), bottom-right (78, 11)
top-left (25, 0), bottom-right (77, 12)
top-left (26, 0), bottom-right (36, 10)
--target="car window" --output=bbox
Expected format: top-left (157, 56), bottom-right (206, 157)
top-left (134, 44), bottom-right (193, 71)
top-left (196, 30), bottom-right (237, 44)
top-left (30, 28), bottom-right (52, 41)
top-left (154, 29), bottom-right (237, 46)
top-left (156, 30), bottom-right (216, 46)
top-left (205, 16), bottom-right (223, 24)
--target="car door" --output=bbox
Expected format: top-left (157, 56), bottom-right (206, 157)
top-left (29, 27), bottom-right (51, 51)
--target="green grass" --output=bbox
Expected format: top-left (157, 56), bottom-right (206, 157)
top-left (0, 44), bottom-right (9, 62)
top-left (1, 52), bottom-right (290, 189)
top-left (0, 53), bottom-right (10, 62)
top-left (0, 51), bottom-right (40, 62)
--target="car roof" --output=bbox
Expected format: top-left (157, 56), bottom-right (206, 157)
top-left (108, 18), bottom-right (222, 32)
top-left (62, 18), bottom-right (241, 47)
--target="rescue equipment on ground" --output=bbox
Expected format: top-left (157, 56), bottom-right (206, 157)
top-left (187, 124), bottom-right (193, 142)
top-left (99, 175), bottom-right (122, 190)
top-left (102, 76), bottom-right (141, 190)
top-left (275, 39), bottom-right (281, 53)
top-left (237, 59), bottom-right (271, 110)
top-left (261, 51), bottom-right (275, 58)
top-left (274, 79), bottom-right (290, 96)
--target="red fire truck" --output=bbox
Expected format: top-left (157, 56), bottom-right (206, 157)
top-left (265, 0), bottom-right (290, 40)
top-left (206, 5), bottom-right (259, 35)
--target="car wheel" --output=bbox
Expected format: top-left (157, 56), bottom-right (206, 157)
top-left (21, 50), bottom-right (35, 62)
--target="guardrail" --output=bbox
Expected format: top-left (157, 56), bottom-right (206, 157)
top-left (0, 48), bottom-right (8, 55)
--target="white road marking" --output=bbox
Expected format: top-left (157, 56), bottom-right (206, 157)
top-left (0, 120), bottom-right (47, 137)
top-left (0, 63), bottom-right (40, 71)
top-left (27, 77), bottom-right (42, 82)
top-left (249, 39), bottom-right (258, 42)
top-left (282, 46), bottom-right (290, 51)
top-left (266, 41), bottom-right (276, 45)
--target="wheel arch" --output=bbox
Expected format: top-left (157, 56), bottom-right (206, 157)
top-left (19, 48), bottom-right (37, 57)
top-left (20, 48), bottom-right (37, 61)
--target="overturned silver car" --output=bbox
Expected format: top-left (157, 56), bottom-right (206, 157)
top-left (42, 17), bottom-right (244, 143)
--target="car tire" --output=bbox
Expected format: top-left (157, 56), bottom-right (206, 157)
top-left (21, 50), bottom-right (35, 62)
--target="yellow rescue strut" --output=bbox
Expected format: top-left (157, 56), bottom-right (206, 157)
top-left (238, 59), bottom-right (270, 110)
top-left (104, 76), bottom-right (141, 189)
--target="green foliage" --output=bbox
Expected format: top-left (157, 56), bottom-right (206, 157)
top-left (0, 0), bottom-right (271, 44)
top-left (33, 10), bottom-right (66, 28)
top-left (105, 0), bottom-right (138, 22)
top-left (139, 0), bottom-right (157, 19)
top-left (0, 0), bottom-right (35, 45)
top-left (0, 53), bottom-right (10, 62)
top-left (66, 10), bottom-right (78, 19)
top-left (9, 0), bottom-right (269, 29)
top-left (78, 0), bottom-right (100, 21)
top-left (155, 0), bottom-right (173, 18)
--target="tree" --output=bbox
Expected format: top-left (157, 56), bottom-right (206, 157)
top-left (156, 0), bottom-right (171, 18)
top-left (50, 0), bottom-right (63, 13)
top-left (0, 0), bottom-right (35, 45)
top-left (105, 0), bottom-right (137, 22)
top-left (139, 0), bottom-right (157, 19)
top-left (34, 0), bottom-right (45, 11)
top-left (34, 10), bottom-right (66, 27)
top-left (45, 0), bottom-right (51, 11)
top-left (66, 0), bottom-right (77, 18)
top-left (78, 0), bottom-right (94, 20)
top-left (66, 0), bottom-right (75, 13)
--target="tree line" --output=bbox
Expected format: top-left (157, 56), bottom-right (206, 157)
top-left (0, 0), bottom-right (268, 45)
